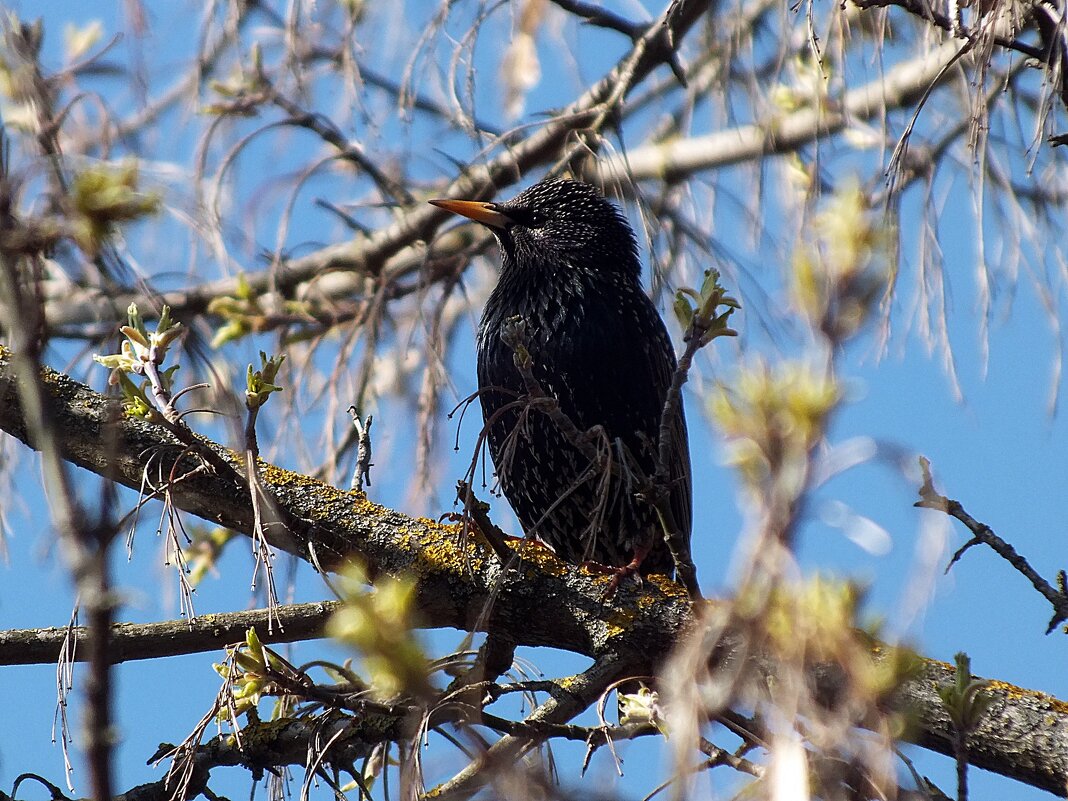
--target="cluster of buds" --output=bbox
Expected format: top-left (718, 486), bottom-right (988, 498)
top-left (672, 269), bottom-right (739, 347)
top-left (246, 352), bottom-right (285, 411)
top-left (70, 163), bottom-right (161, 255)
top-left (92, 303), bottom-right (183, 421)
top-left (213, 628), bottom-right (286, 720)
top-left (712, 360), bottom-right (840, 500)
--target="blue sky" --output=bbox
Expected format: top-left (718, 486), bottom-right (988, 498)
top-left (2, 2), bottom-right (1067, 799)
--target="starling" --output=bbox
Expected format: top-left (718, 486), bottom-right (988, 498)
top-left (431, 179), bottom-right (692, 577)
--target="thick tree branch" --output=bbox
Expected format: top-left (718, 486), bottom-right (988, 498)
top-left (898, 656), bottom-right (1068, 797)
top-left (0, 713), bottom-right (400, 801)
top-left (596, 35), bottom-right (967, 185)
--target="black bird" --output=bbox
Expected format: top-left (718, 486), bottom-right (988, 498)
top-left (431, 179), bottom-right (691, 577)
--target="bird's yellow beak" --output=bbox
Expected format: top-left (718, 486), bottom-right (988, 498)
top-left (429, 198), bottom-right (511, 230)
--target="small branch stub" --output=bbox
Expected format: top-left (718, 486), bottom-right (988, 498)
top-left (348, 406), bottom-right (374, 493)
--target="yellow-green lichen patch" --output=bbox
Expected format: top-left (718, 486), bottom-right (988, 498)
top-left (985, 678), bottom-right (1025, 701)
top-left (40, 366), bottom-right (64, 386)
top-left (194, 612), bottom-right (225, 630)
top-left (986, 678), bottom-right (1068, 713)
top-left (345, 491), bottom-right (388, 521)
top-left (240, 719), bottom-right (295, 750)
top-left (641, 573), bottom-right (690, 602)
top-left (260, 461), bottom-right (338, 495)
top-left (927, 657), bottom-right (955, 673)
top-left (506, 538), bottom-right (568, 577)
top-left (577, 563), bottom-right (617, 586)
top-left (259, 460), bottom-right (385, 519)
top-left (389, 526), bottom-right (415, 551)
top-left (635, 591), bottom-right (664, 614)
top-left (415, 527), bottom-right (487, 578)
top-left (601, 606), bottom-right (637, 639)
top-left (414, 515), bottom-right (467, 540)
top-left (556, 674), bottom-right (579, 691)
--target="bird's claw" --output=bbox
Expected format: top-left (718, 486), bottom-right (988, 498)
top-left (582, 557), bottom-right (644, 599)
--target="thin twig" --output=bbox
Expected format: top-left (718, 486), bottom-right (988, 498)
top-left (454, 479), bottom-right (514, 564)
top-left (424, 654), bottom-right (629, 799)
top-left (916, 456), bottom-right (1068, 633)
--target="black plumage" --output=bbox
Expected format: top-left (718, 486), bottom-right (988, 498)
top-left (431, 179), bottom-right (691, 576)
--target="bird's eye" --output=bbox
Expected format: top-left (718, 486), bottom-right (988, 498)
top-left (509, 208), bottom-right (547, 229)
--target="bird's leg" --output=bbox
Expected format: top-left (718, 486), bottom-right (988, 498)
top-left (582, 541), bottom-right (653, 599)
top-left (609, 543), bottom-right (651, 595)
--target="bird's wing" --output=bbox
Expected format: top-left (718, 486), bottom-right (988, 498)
top-left (548, 280), bottom-right (693, 545)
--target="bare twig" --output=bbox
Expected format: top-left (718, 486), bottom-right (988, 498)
top-left (454, 479), bottom-right (514, 564)
top-left (424, 654), bottom-right (630, 799)
top-left (916, 457), bottom-right (1068, 634)
top-left (0, 175), bottom-right (122, 801)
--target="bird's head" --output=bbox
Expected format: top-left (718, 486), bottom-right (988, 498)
top-left (430, 179), bottom-right (640, 278)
